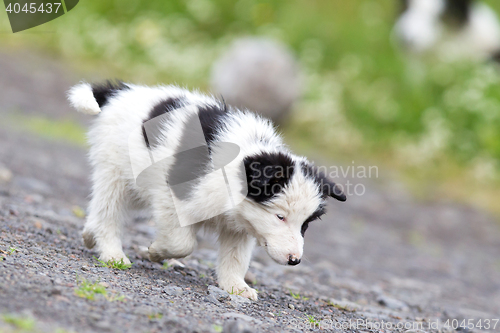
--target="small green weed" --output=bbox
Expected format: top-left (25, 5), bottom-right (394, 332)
top-left (74, 276), bottom-right (126, 302)
top-left (2, 313), bottom-right (35, 330)
top-left (105, 293), bottom-right (126, 302)
top-left (95, 257), bottom-right (132, 270)
top-left (290, 290), bottom-right (309, 300)
top-left (147, 313), bottom-right (163, 320)
top-left (229, 287), bottom-right (245, 296)
top-left (74, 278), bottom-right (107, 301)
top-left (307, 315), bottom-right (320, 327)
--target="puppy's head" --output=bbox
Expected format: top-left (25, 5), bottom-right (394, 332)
top-left (237, 152), bottom-right (346, 266)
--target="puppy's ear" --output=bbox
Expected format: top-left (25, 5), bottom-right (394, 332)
top-left (244, 152), bottom-right (295, 203)
top-left (302, 162), bottom-right (346, 202)
top-left (318, 175), bottom-right (346, 201)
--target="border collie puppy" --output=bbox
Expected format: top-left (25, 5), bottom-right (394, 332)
top-left (68, 82), bottom-right (346, 300)
top-left (393, 0), bottom-right (500, 61)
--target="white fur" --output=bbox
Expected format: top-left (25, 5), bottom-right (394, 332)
top-left (68, 83), bottom-right (102, 115)
top-left (68, 83), bottom-right (332, 300)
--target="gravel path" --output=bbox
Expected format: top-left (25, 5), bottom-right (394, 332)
top-left (0, 50), bottom-right (499, 333)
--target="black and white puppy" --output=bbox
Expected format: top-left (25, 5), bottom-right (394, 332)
top-left (393, 0), bottom-right (500, 61)
top-left (68, 82), bottom-right (346, 300)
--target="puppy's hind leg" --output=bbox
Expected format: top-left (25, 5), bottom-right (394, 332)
top-left (83, 166), bottom-right (130, 265)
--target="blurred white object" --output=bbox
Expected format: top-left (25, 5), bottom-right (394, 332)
top-left (211, 38), bottom-right (301, 123)
top-left (393, 0), bottom-right (500, 61)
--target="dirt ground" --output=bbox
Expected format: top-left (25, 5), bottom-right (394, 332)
top-left (0, 49), bottom-right (499, 332)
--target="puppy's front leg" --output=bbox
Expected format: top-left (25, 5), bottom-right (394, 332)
top-left (217, 229), bottom-right (257, 300)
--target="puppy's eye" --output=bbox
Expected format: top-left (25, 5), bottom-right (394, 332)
top-left (276, 214), bottom-right (285, 221)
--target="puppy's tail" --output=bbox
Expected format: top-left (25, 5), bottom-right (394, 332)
top-left (68, 81), bottom-right (129, 115)
top-left (68, 82), bottom-right (102, 115)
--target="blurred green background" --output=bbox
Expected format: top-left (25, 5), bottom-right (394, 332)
top-left (1, 0), bottom-right (500, 213)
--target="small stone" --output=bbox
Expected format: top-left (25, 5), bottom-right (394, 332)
top-left (205, 295), bottom-right (219, 304)
top-left (49, 288), bottom-right (62, 296)
top-left (377, 295), bottom-right (408, 310)
top-left (33, 219), bottom-right (43, 229)
top-left (288, 303), bottom-right (295, 310)
top-left (269, 294), bottom-right (277, 300)
top-left (164, 285), bottom-right (184, 296)
top-left (0, 166), bottom-right (13, 183)
top-left (229, 294), bottom-right (251, 306)
top-left (98, 282), bottom-right (109, 288)
top-left (93, 320), bottom-right (112, 330)
top-left (223, 319), bottom-right (254, 333)
top-left (136, 246), bottom-right (149, 259)
top-left (81, 266), bottom-right (89, 271)
top-left (222, 312), bottom-right (259, 323)
top-left (24, 194), bottom-right (44, 204)
top-left (328, 298), bottom-right (363, 312)
top-left (208, 285), bottom-right (230, 302)
top-left (267, 312), bottom-right (275, 318)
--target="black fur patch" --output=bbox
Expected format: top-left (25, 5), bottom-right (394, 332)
top-left (198, 102), bottom-right (229, 145)
top-left (91, 80), bottom-right (129, 108)
top-left (443, 0), bottom-right (473, 27)
top-left (301, 204), bottom-right (325, 237)
top-left (244, 152), bottom-right (295, 203)
top-left (142, 97), bottom-right (185, 148)
top-left (301, 162), bottom-right (346, 201)
top-left (146, 98), bottom-right (185, 123)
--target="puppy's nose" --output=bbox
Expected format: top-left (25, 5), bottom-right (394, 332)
top-left (288, 255), bottom-right (301, 266)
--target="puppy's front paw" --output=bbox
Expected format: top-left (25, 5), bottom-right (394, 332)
top-left (236, 286), bottom-right (258, 301)
top-left (221, 283), bottom-right (258, 301)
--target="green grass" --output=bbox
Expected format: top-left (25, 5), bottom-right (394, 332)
top-left (2, 314), bottom-right (35, 330)
top-left (229, 286), bottom-right (245, 296)
top-left (290, 290), bottom-right (309, 301)
top-left (95, 257), bottom-right (132, 270)
top-left (8, 247), bottom-right (17, 255)
top-left (5, 114), bottom-right (87, 147)
top-left (74, 276), bottom-right (126, 302)
top-left (306, 315), bottom-right (320, 327)
top-left (74, 278), bottom-right (107, 301)
top-left (147, 313), bottom-right (163, 320)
